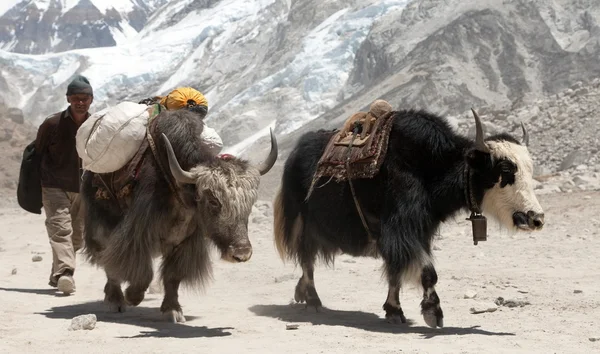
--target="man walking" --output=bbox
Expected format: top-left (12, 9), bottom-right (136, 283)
top-left (34, 75), bottom-right (93, 295)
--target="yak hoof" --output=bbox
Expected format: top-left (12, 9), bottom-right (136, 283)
top-left (305, 297), bottom-right (322, 310)
top-left (104, 293), bottom-right (127, 313)
top-left (294, 283), bottom-right (322, 311)
top-left (107, 301), bottom-right (127, 313)
top-left (386, 313), bottom-right (407, 324)
top-left (164, 309), bottom-right (186, 323)
top-left (125, 287), bottom-right (146, 307)
top-left (422, 309), bottom-right (443, 328)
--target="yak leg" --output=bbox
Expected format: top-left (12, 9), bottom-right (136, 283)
top-left (160, 278), bottom-right (185, 323)
top-left (382, 272), bottom-right (406, 323)
top-left (104, 271), bottom-right (126, 313)
top-left (158, 253), bottom-right (185, 323)
top-left (158, 243), bottom-right (193, 323)
top-left (290, 222), bottom-right (322, 309)
top-left (294, 255), bottom-right (322, 309)
top-left (124, 271), bottom-right (153, 307)
top-left (123, 260), bottom-right (153, 307)
top-left (420, 264), bottom-right (443, 328)
top-left (158, 227), bottom-right (212, 323)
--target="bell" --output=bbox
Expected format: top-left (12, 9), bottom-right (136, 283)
top-left (467, 212), bottom-right (487, 245)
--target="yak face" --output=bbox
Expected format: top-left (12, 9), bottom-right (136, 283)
top-left (191, 164), bottom-right (260, 262)
top-left (467, 109), bottom-right (544, 232)
top-left (160, 130), bottom-right (278, 263)
top-left (469, 139), bottom-right (545, 232)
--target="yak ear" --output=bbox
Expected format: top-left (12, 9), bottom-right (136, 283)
top-left (466, 148), bottom-right (492, 172)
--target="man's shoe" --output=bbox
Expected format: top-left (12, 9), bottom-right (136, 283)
top-left (57, 275), bottom-right (76, 295)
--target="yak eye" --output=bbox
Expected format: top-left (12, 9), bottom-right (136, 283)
top-left (496, 160), bottom-right (517, 187)
top-left (208, 198), bottom-right (220, 209)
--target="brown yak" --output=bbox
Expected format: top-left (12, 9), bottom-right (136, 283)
top-left (81, 107), bottom-right (277, 322)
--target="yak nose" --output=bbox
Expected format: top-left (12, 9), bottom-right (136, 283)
top-left (527, 211), bottom-right (545, 229)
top-left (229, 245), bottom-right (253, 262)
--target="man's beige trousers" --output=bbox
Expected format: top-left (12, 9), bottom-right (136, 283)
top-left (41, 187), bottom-right (84, 285)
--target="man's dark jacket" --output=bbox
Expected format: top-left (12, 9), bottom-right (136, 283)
top-left (17, 109), bottom-right (84, 214)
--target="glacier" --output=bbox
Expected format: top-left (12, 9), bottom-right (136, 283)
top-left (0, 0), bottom-right (409, 155)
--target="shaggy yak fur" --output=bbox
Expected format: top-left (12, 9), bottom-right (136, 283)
top-left (81, 108), bottom-right (277, 323)
top-left (273, 108), bottom-right (544, 328)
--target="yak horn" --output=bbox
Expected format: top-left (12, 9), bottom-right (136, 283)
top-left (471, 108), bottom-right (490, 153)
top-left (520, 122), bottom-right (529, 147)
top-left (161, 133), bottom-right (197, 184)
top-left (256, 128), bottom-right (278, 176)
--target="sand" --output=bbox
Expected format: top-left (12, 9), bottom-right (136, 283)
top-left (1, 190), bottom-right (599, 354)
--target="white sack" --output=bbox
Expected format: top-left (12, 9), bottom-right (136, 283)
top-left (201, 122), bottom-right (223, 155)
top-left (76, 101), bottom-right (150, 173)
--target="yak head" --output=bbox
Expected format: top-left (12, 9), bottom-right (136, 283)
top-left (466, 109), bottom-right (544, 232)
top-left (161, 130), bottom-right (278, 263)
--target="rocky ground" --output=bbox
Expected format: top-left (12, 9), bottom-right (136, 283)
top-left (0, 191), bottom-right (599, 353)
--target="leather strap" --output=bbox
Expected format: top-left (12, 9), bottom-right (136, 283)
top-left (345, 125), bottom-right (374, 241)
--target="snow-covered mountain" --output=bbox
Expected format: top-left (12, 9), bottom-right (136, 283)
top-left (1, 0), bottom-right (599, 158)
top-left (0, 0), bottom-right (167, 54)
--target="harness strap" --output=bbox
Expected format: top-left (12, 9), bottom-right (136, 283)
top-left (97, 174), bottom-right (120, 209)
top-left (463, 162), bottom-right (488, 245)
top-left (463, 164), bottom-right (482, 214)
top-left (345, 124), bottom-right (374, 242)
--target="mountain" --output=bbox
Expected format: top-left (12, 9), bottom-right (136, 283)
top-left (0, 0), bottom-right (168, 54)
top-left (286, 0), bottom-right (600, 145)
top-left (0, 0), bottom-right (599, 160)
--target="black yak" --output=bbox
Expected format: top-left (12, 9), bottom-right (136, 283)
top-left (273, 108), bottom-right (543, 328)
top-left (81, 108), bottom-right (277, 322)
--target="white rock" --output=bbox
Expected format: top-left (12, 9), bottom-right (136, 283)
top-left (69, 314), bottom-right (97, 331)
top-left (464, 290), bottom-right (478, 299)
top-left (573, 175), bottom-right (598, 187)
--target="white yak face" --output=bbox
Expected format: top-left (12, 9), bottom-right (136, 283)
top-left (480, 139), bottom-right (545, 232)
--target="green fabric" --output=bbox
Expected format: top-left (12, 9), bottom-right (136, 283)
top-left (66, 75), bottom-right (93, 96)
top-left (148, 103), bottom-right (164, 123)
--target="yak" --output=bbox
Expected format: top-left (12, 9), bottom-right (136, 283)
top-left (273, 108), bottom-right (544, 328)
top-left (81, 108), bottom-right (277, 323)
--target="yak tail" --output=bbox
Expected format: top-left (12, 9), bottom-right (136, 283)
top-left (273, 186), bottom-right (303, 263)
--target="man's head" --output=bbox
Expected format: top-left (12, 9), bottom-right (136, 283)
top-left (66, 75), bottom-right (93, 116)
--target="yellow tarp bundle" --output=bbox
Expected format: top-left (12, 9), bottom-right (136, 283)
top-left (160, 87), bottom-right (208, 110)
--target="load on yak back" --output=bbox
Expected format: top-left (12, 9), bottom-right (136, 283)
top-left (139, 87), bottom-right (223, 156)
top-left (75, 86), bottom-right (224, 176)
